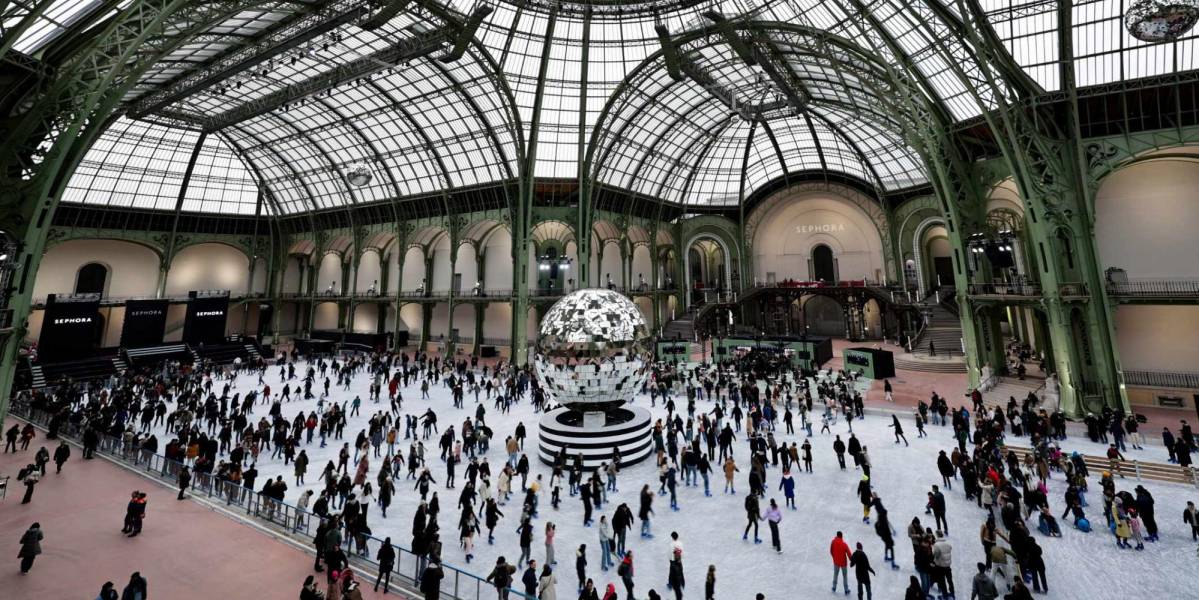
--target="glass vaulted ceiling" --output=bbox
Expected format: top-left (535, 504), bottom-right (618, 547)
top-left (41, 0), bottom-right (1199, 214)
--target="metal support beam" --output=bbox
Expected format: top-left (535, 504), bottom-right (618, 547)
top-left (129, 1), bottom-right (373, 118)
top-left (200, 27), bottom-right (449, 131)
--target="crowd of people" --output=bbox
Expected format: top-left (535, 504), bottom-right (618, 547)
top-left (4, 339), bottom-right (1197, 600)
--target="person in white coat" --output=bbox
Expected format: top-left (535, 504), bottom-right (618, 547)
top-left (538, 564), bottom-right (557, 600)
top-left (931, 531), bottom-right (954, 598)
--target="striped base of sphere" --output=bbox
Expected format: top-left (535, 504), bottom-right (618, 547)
top-left (537, 405), bottom-right (653, 469)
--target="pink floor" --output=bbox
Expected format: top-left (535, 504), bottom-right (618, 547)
top-left (0, 427), bottom-right (398, 600)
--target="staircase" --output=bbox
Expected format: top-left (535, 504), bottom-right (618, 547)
top-left (29, 365), bottom-right (45, 389)
top-left (914, 302), bottom-right (962, 356)
top-left (112, 356), bottom-right (127, 373)
top-left (982, 376), bottom-right (1045, 405)
top-left (244, 343), bottom-right (261, 361)
top-left (662, 315), bottom-right (695, 342)
top-left (893, 356), bottom-right (968, 373)
top-left (124, 343), bottom-right (193, 368)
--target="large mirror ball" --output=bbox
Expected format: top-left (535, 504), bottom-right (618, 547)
top-left (533, 288), bottom-right (652, 414)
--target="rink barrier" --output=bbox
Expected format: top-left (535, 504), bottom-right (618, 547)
top-left (1003, 445), bottom-right (1198, 489)
top-left (8, 400), bottom-right (536, 600)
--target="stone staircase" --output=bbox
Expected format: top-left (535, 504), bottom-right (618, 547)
top-left (914, 301), bottom-right (962, 356)
top-left (982, 376), bottom-right (1045, 405)
top-left (893, 356), bottom-right (968, 373)
top-left (662, 316), bottom-right (694, 342)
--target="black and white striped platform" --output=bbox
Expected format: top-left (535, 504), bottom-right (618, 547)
top-left (537, 405), bottom-right (653, 469)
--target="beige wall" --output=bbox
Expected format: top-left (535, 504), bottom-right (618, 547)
top-left (398, 303), bottom-right (422, 338)
top-left (352, 303), bottom-right (379, 333)
top-left (1113, 305), bottom-right (1199, 373)
top-left (430, 303), bottom-right (449, 338)
top-left (1095, 159), bottom-right (1199, 278)
top-left (752, 193), bottom-right (885, 282)
top-left (402, 247), bottom-right (425, 290)
top-left (357, 251), bottom-right (382, 293)
top-left (600, 241), bottom-right (623, 285)
top-left (251, 258), bottom-right (268, 294)
top-left (456, 243), bottom-right (478, 290)
top-left (451, 304), bottom-right (474, 339)
top-left (34, 239), bottom-right (160, 300)
top-left (483, 230), bottom-right (512, 290)
top-left (431, 237), bottom-right (452, 291)
top-left (315, 252), bottom-right (343, 293)
top-left (166, 243), bottom-right (250, 295)
top-left (631, 246), bottom-right (651, 286)
top-left (313, 301), bottom-right (339, 330)
top-left (282, 257), bottom-right (303, 294)
top-left (483, 303), bottom-right (512, 341)
top-left (1126, 386), bottom-right (1195, 411)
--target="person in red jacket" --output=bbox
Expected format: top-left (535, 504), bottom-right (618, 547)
top-left (830, 531), bottom-right (852, 595)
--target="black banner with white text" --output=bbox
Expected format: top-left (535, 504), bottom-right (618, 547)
top-left (182, 293), bottom-right (229, 344)
top-left (120, 299), bottom-right (169, 348)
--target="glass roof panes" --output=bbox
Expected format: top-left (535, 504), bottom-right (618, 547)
top-left (62, 117), bottom-right (201, 211)
top-left (52, 0), bottom-right (1199, 215)
top-left (183, 134), bottom-right (264, 215)
top-left (2, 0), bottom-right (104, 55)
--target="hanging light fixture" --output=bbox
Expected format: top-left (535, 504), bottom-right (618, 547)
top-left (1124, 0), bottom-right (1199, 42)
top-left (346, 163), bottom-right (373, 186)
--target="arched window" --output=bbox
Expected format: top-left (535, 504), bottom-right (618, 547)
top-left (811, 245), bottom-right (836, 282)
top-left (75, 263), bottom-right (108, 295)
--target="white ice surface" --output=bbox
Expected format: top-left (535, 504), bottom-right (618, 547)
top-left (149, 365), bottom-right (1199, 600)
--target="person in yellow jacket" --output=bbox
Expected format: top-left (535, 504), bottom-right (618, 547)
top-left (723, 457), bottom-right (739, 493)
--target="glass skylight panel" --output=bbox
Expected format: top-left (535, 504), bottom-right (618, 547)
top-left (6, 0), bottom-right (103, 54)
top-left (62, 117), bottom-right (200, 211)
top-left (685, 123), bottom-right (752, 206)
top-left (183, 134), bottom-right (261, 215)
top-left (743, 126), bottom-right (788, 193)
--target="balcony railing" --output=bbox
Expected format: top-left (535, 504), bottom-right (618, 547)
top-left (1106, 279), bottom-right (1199, 297)
top-left (967, 283), bottom-right (1042, 296)
top-left (33, 292), bottom-right (267, 307)
top-left (1123, 370), bottom-right (1199, 389)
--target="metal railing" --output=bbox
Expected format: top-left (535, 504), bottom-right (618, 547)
top-left (966, 283), bottom-right (1041, 296)
top-left (32, 292), bottom-right (267, 308)
top-left (8, 401), bottom-right (534, 600)
top-left (1123, 370), bottom-right (1199, 390)
top-left (1058, 282), bottom-right (1088, 298)
top-left (1106, 279), bottom-right (1199, 297)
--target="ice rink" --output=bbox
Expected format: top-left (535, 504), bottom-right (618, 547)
top-left (141, 361), bottom-right (1199, 600)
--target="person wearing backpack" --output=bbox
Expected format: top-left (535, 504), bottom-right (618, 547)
top-left (618, 550), bottom-right (635, 600)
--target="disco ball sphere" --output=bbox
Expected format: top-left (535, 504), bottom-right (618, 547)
top-left (346, 163), bottom-right (373, 186)
top-left (534, 288), bottom-right (651, 413)
top-left (1124, 0), bottom-right (1199, 42)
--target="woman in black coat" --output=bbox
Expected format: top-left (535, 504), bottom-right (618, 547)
top-left (120, 572), bottom-right (148, 600)
top-left (420, 560), bottom-right (444, 600)
top-left (667, 558), bottom-right (685, 600)
top-left (17, 522), bottom-right (42, 574)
